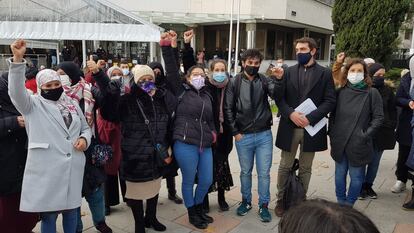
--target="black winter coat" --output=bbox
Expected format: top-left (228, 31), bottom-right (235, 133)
top-left (275, 63), bottom-right (336, 152)
top-left (396, 74), bottom-right (413, 146)
top-left (0, 72), bottom-right (28, 196)
top-left (181, 43), bottom-right (233, 155)
top-left (94, 70), bottom-right (177, 182)
top-left (77, 85), bottom-right (106, 196)
top-left (373, 84), bottom-right (397, 150)
top-left (329, 84), bottom-right (384, 167)
top-left (161, 45), bottom-right (216, 148)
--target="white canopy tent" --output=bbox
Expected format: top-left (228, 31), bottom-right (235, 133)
top-left (0, 0), bottom-right (162, 41)
top-left (0, 0), bottom-right (163, 65)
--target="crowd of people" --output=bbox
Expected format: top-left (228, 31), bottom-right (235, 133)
top-left (1, 28), bottom-right (413, 233)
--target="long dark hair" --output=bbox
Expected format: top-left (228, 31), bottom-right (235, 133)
top-left (340, 58), bottom-right (372, 88)
top-left (279, 199), bottom-right (380, 233)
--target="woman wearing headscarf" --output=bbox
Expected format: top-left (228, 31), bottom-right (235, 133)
top-left (91, 59), bottom-right (177, 233)
top-left (8, 39), bottom-right (91, 233)
top-left (359, 63), bottom-right (397, 200)
top-left (56, 62), bottom-right (112, 233)
top-left (99, 66), bottom-right (128, 214)
top-left (57, 61), bottom-right (95, 126)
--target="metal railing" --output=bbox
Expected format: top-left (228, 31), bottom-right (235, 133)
top-left (0, 54), bottom-right (48, 73)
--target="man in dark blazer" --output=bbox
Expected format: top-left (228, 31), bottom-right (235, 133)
top-left (274, 37), bottom-right (336, 217)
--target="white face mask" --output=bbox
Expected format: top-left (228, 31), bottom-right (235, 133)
top-left (60, 75), bottom-right (71, 87)
top-left (111, 75), bottom-right (121, 81)
top-left (347, 72), bottom-right (364, 84)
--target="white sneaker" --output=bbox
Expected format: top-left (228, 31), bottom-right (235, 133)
top-left (391, 180), bottom-right (406, 193)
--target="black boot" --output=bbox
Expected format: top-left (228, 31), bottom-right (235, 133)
top-left (187, 206), bottom-right (208, 229)
top-left (202, 195), bottom-right (210, 213)
top-left (403, 186), bottom-right (414, 210)
top-left (196, 203), bottom-right (213, 223)
top-left (144, 195), bottom-right (166, 232)
top-left (128, 200), bottom-right (146, 233)
top-left (218, 188), bottom-right (229, 211)
top-left (167, 177), bottom-right (183, 204)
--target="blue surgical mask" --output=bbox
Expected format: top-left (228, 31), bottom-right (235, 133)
top-left (212, 72), bottom-right (227, 83)
top-left (122, 69), bottom-right (130, 76)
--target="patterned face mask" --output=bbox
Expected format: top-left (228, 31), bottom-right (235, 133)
top-left (138, 80), bottom-right (156, 94)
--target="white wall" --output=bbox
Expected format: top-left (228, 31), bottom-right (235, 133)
top-left (113, 0), bottom-right (253, 15)
top-left (285, 0), bottom-right (333, 30)
top-left (112, 0), bottom-right (332, 30)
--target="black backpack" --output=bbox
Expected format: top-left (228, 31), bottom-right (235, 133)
top-left (282, 159), bottom-right (306, 210)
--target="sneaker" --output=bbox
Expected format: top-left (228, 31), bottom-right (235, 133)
top-left (236, 200), bottom-right (252, 216)
top-left (258, 204), bottom-right (272, 222)
top-left (391, 180), bottom-right (406, 193)
top-left (359, 186), bottom-right (368, 200)
top-left (366, 187), bottom-right (378, 199)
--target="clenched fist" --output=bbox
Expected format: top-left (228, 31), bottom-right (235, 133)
top-left (10, 39), bottom-right (26, 62)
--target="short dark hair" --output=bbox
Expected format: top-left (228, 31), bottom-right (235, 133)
top-left (120, 61), bottom-right (129, 65)
top-left (241, 49), bottom-right (264, 62)
top-left (279, 199), bottom-right (380, 233)
top-left (295, 37), bottom-right (318, 50)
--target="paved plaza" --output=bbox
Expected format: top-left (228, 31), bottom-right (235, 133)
top-left (33, 120), bottom-right (414, 233)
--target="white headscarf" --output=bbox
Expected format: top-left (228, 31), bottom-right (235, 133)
top-left (107, 66), bottom-right (123, 80)
top-left (36, 69), bottom-right (73, 106)
top-left (36, 69), bottom-right (61, 94)
top-left (410, 56), bottom-right (414, 78)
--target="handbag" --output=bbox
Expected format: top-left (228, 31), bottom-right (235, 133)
top-left (87, 110), bottom-right (113, 167)
top-left (282, 159), bottom-right (306, 211)
top-left (136, 99), bottom-right (172, 167)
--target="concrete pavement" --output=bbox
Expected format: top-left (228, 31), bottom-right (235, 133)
top-left (33, 122), bottom-right (414, 233)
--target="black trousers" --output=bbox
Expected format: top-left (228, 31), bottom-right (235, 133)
top-left (396, 144), bottom-right (411, 183)
top-left (104, 174), bottom-right (127, 207)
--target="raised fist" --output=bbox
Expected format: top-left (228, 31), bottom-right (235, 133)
top-left (336, 52), bottom-right (346, 64)
top-left (184, 29), bottom-right (194, 44)
top-left (10, 39), bottom-right (26, 62)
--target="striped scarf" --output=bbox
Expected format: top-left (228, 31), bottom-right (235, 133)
top-left (63, 78), bottom-right (95, 125)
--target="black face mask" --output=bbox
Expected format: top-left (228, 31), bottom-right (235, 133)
top-left (245, 65), bottom-right (260, 76)
top-left (41, 86), bottom-right (64, 101)
top-left (372, 76), bottom-right (385, 87)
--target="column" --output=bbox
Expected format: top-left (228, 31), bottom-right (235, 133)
top-left (246, 22), bottom-right (256, 49)
top-left (82, 40), bottom-right (87, 68)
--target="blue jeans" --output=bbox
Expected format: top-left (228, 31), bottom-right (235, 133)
top-left (235, 130), bottom-right (273, 205)
top-left (174, 141), bottom-right (213, 208)
top-left (335, 154), bottom-right (365, 206)
top-left (364, 148), bottom-right (384, 186)
top-left (41, 208), bottom-right (77, 233)
top-left (76, 185), bottom-right (105, 232)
